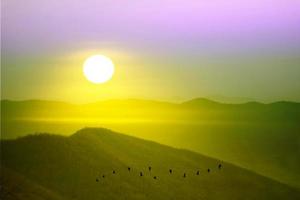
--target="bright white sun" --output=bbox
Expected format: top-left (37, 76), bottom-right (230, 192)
top-left (83, 55), bottom-right (115, 84)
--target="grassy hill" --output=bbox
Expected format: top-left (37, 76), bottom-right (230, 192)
top-left (1, 128), bottom-right (300, 200)
top-left (1, 99), bottom-right (300, 188)
top-left (1, 167), bottom-right (66, 200)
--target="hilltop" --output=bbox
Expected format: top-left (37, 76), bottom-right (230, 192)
top-left (1, 128), bottom-right (299, 200)
top-left (1, 98), bottom-right (300, 188)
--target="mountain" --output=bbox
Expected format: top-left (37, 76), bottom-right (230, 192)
top-left (1, 99), bottom-right (300, 188)
top-left (2, 98), bottom-right (300, 122)
top-left (1, 167), bottom-right (66, 200)
top-left (205, 95), bottom-right (256, 104)
top-left (1, 128), bottom-right (299, 200)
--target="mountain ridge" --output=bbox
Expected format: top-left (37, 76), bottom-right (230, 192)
top-left (1, 100), bottom-right (299, 189)
top-left (1, 128), bottom-right (300, 200)
top-left (2, 98), bottom-right (300, 106)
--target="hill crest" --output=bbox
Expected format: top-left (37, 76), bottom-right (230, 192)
top-left (1, 128), bottom-right (299, 200)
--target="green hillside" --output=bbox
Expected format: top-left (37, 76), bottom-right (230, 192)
top-left (1, 128), bottom-right (299, 200)
top-left (0, 167), bottom-right (66, 200)
top-left (1, 99), bottom-right (300, 188)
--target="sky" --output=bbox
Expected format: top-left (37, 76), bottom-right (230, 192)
top-left (1, 0), bottom-right (300, 103)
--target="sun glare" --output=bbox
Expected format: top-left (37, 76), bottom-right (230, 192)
top-left (83, 55), bottom-right (115, 84)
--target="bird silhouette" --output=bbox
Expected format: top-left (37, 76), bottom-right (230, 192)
top-left (96, 165), bottom-right (218, 183)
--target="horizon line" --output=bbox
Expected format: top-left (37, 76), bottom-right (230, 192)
top-left (1, 97), bottom-right (299, 105)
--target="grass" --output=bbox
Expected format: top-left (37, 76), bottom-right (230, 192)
top-left (1, 128), bottom-right (300, 200)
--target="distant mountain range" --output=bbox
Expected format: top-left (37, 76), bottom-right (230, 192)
top-left (1, 98), bottom-right (300, 189)
top-left (2, 98), bottom-right (300, 121)
top-left (1, 128), bottom-right (299, 200)
top-left (205, 95), bottom-right (256, 104)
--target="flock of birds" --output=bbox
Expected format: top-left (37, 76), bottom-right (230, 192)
top-left (96, 163), bottom-right (223, 182)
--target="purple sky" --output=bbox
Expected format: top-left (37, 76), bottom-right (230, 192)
top-left (2, 0), bottom-right (300, 54)
top-left (2, 0), bottom-right (300, 102)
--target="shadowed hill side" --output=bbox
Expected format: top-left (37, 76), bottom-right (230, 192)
top-left (1, 128), bottom-right (299, 200)
top-left (1, 99), bottom-right (300, 188)
top-left (0, 167), bottom-right (66, 200)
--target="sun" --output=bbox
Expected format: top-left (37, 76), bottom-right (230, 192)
top-left (83, 55), bottom-right (115, 84)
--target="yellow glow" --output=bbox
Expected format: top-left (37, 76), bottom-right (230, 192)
top-left (83, 55), bottom-right (115, 84)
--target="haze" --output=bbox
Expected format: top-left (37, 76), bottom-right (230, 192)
top-left (1, 0), bottom-right (300, 103)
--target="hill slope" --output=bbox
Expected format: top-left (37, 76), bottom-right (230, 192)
top-left (1, 99), bottom-right (300, 188)
top-left (1, 128), bottom-right (299, 200)
top-left (0, 167), bottom-right (66, 200)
